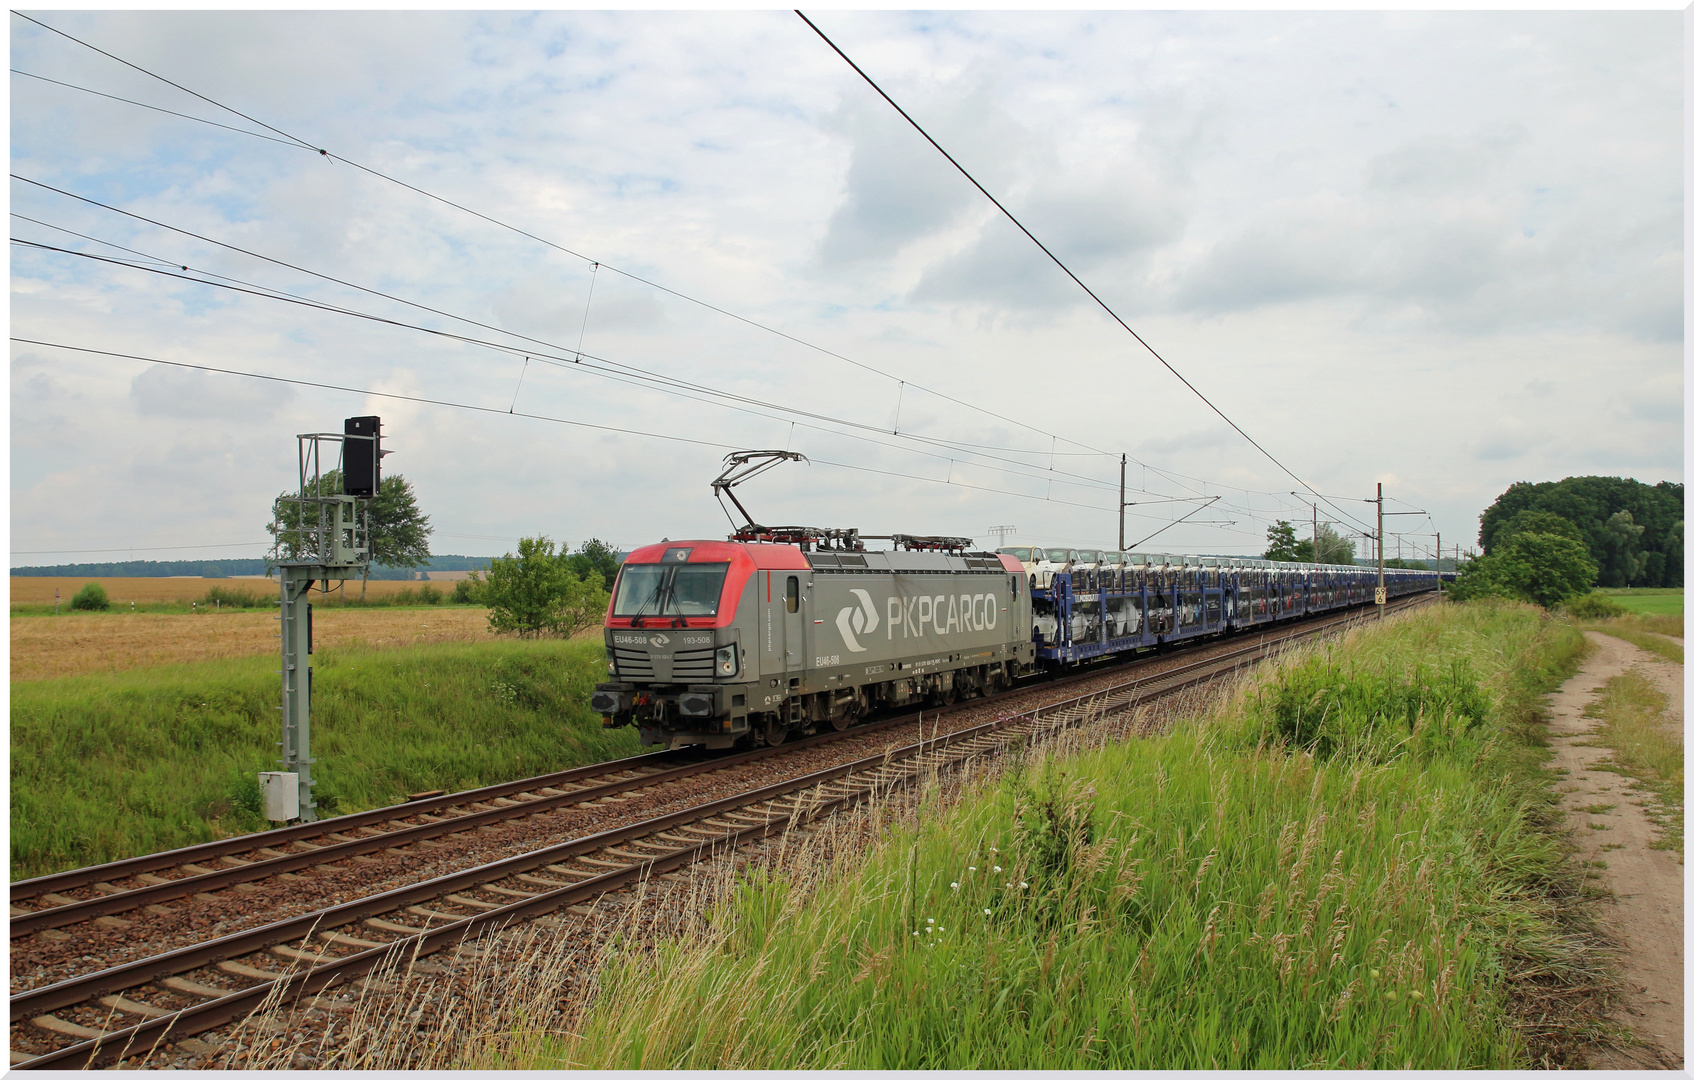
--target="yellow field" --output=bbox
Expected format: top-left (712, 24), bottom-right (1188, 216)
top-left (10, 606), bottom-right (504, 681)
top-left (9, 576), bottom-right (440, 606)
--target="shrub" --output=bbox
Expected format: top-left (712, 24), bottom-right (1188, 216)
top-left (1560, 592), bottom-right (1628, 620)
top-left (1255, 656), bottom-right (1491, 761)
top-left (69, 582), bottom-right (110, 611)
top-left (1449, 531), bottom-right (1597, 609)
top-left (1012, 766), bottom-right (1094, 886)
top-left (418, 583), bottom-right (443, 605)
top-left (202, 585), bottom-right (267, 609)
top-left (483, 537), bottom-right (610, 638)
top-left (452, 578), bottom-right (481, 605)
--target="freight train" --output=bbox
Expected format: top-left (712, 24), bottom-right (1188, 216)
top-left (591, 529), bottom-right (1444, 750)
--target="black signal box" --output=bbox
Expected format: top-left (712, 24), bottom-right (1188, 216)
top-left (343, 416), bottom-right (381, 497)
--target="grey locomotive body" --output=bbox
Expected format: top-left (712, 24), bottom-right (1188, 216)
top-left (592, 539), bottom-right (1034, 749)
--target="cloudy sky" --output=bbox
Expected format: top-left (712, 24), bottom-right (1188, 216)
top-left (9, 9), bottom-right (1683, 569)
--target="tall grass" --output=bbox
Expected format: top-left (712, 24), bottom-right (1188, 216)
top-left (1583, 670), bottom-right (1682, 852)
top-left (540, 600), bottom-right (1605, 1069)
top-left (10, 639), bottom-right (639, 878)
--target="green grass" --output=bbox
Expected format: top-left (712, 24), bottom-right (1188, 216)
top-left (1582, 670), bottom-right (1683, 853)
top-left (1597, 588), bottom-right (1683, 618)
top-left (540, 601), bottom-right (1603, 1069)
top-left (1582, 623), bottom-right (1683, 665)
top-left (10, 638), bottom-right (640, 879)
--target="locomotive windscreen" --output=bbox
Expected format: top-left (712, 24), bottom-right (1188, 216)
top-left (612, 562), bottom-right (731, 617)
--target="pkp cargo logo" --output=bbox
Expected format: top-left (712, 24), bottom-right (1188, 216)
top-left (835, 589), bottom-right (880, 652)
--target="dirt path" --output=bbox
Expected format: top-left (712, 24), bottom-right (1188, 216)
top-left (1543, 631), bottom-right (1683, 1068)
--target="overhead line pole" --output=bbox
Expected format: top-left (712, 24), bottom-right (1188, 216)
top-left (1377, 483), bottom-right (1385, 620)
top-left (1119, 453), bottom-right (1126, 552)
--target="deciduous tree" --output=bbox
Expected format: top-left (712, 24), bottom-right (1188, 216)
top-left (1263, 521), bottom-right (1302, 561)
top-left (1477, 476), bottom-right (1683, 586)
top-left (479, 536), bottom-right (609, 639)
top-left (1448, 531), bottom-right (1597, 608)
top-left (566, 538), bottom-right (622, 591)
top-left (266, 469), bottom-right (433, 599)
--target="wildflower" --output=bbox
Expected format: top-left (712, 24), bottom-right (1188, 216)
top-left (938, 927), bottom-right (945, 932)
top-left (913, 931), bottom-right (919, 936)
top-left (993, 866), bottom-right (1002, 872)
top-left (926, 927), bottom-right (933, 934)
top-left (950, 882), bottom-right (960, 889)
top-left (984, 908), bottom-right (993, 916)
top-left (969, 866), bottom-right (977, 871)
top-left (1019, 881), bottom-right (1029, 889)
top-left (927, 918), bottom-right (935, 924)
top-left (991, 847), bottom-right (998, 852)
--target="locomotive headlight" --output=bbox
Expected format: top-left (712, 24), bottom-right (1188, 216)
top-left (715, 645), bottom-right (739, 677)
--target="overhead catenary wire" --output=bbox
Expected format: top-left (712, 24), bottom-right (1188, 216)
top-left (7, 189), bottom-right (1138, 496)
top-left (7, 12), bottom-right (1109, 465)
top-left (13, 14), bottom-right (1402, 541)
top-left (12, 13), bottom-right (320, 151)
top-left (16, 237), bottom-right (1158, 508)
top-left (10, 68), bottom-right (305, 149)
top-left (14, 215), bottom-right (1201, 506)
top-left (11, 38), bottom-right (1348, 527)
top-left (11, 338), bottom-right (1203, 525)
top-left (792, 10), bottom-right (1377, 539)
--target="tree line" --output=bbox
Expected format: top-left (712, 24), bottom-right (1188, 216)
top-left (1477, 476), bottom-right (1682, 588)
top-left (1262, 521), bottom-right (1355, 564)
top-left (1451, 475), bottom-right (1682, 608)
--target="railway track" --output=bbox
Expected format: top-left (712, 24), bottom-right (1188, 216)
top-left (10, 594), bottom-right (1432, 1068)
top-left (10, 594), bottom-right (1419, 941)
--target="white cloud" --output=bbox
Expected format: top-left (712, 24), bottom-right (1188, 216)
top-left (8, 10), bottom-right (1681, 566)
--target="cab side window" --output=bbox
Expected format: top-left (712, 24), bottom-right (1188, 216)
top-left (786, 576), bottom-right (800, 614)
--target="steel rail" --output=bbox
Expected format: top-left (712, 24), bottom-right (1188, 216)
top-left (11, 593), bottom-right (1429, 1068)
top-left (12, 591), bottom-right (1417, 934)
top-left (8, 747), bottom-right (693, 898)
top-left (8, 708), bottom-right (926, 937)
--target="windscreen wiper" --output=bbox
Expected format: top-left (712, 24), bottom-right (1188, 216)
top-left (628, 569), bottom-right (670, 628)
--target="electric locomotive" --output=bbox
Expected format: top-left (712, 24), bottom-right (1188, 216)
top-left (591, 532), bottom-right (1035, 749)
top-left (590, 450), bottom-right (1445, 749)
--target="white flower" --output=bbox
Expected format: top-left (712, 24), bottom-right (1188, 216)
top-left (927, 918), bottom-right (935, 924)
top-left (993, 866), bottom-right (1002, 872)
top-left (950, 882), bottom-right (960, 889)
top-left (984, 908), bottom-right (993, 916)
top-left (938, 926), bottom-right (945, 932)
top-left (969, 866), bottom-right (977, 871)
top-left (991, 847), bottom-right (999, 853)
top-left (1019, 882), bottom-right (1029, 889)
top-left (913, 931), bottom-right (919, 936)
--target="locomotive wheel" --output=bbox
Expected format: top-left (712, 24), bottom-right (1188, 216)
top-left (829, 708), bottom-right (853, 732)
top-left (763, 715), bottom-right (788, 746)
